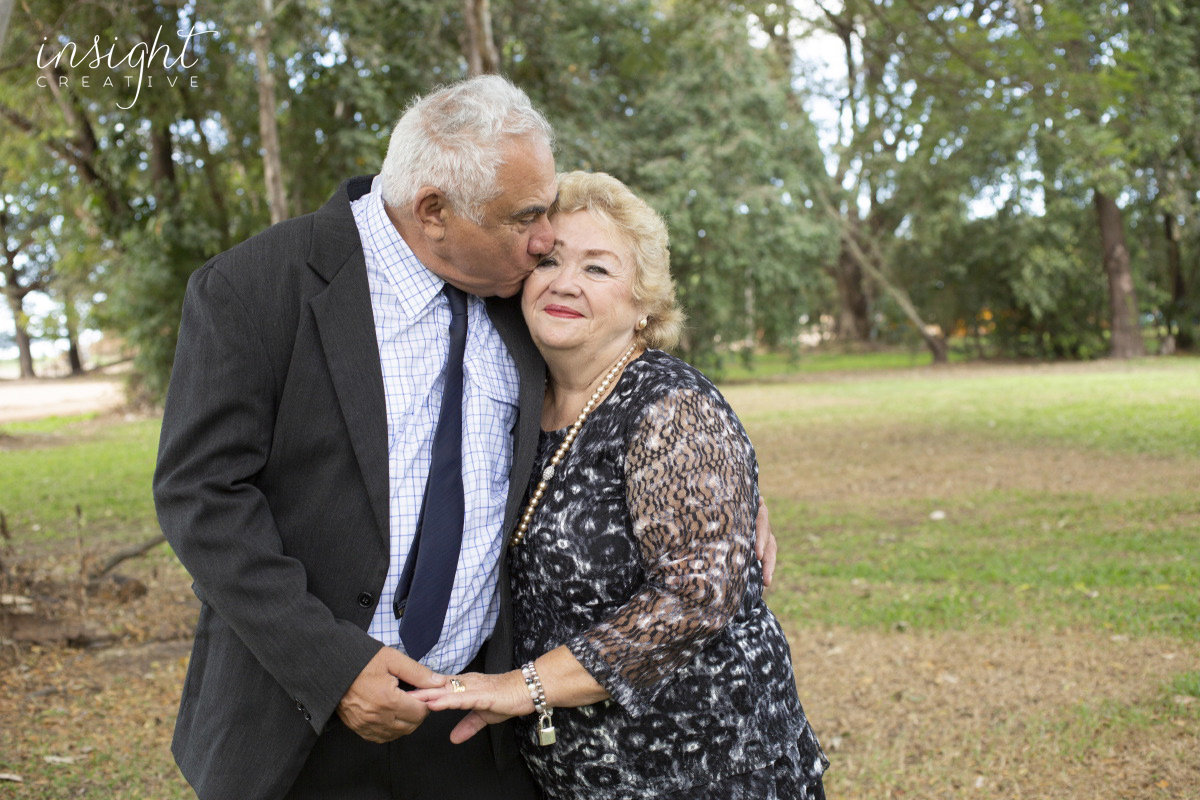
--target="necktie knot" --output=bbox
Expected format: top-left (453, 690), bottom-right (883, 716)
top-left (444, 284), bottom-right (468, 318)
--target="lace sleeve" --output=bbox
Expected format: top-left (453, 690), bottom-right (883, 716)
top-left (566, 388), bottom-right (758, 716)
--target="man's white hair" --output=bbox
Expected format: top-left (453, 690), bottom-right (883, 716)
top-left (379, 75), bottom-right (554, 224)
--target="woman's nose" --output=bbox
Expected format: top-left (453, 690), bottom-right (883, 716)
top-left (548, 265), bottom-right (581, 294)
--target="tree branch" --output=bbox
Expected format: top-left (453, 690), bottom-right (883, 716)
top-left (93, 534), bottom-right (166, 578)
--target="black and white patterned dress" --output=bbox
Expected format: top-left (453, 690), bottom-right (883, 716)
top-left (510, 349), bottom-right (828, 800)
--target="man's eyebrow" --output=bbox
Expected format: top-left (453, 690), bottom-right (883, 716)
top-left (510, 204), bottom-right (549, 220)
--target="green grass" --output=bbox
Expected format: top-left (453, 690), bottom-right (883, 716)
top-left (730, 358), bottom-right (1200, 640)
top-left (728, 357), bottom-right (1200, 456)
top-left (1037, 671), bottom-right (1200, 762)
top-left (1, 415), bottom-right (161, 546)
top-left (770, 494), bottom-right (1198, 639)
top-left (700, 346), bottom-right (967, 382)
top-left (2, 412), bottom-right (104, 434)
top-left (3, 355), bottom-right (1199, 799)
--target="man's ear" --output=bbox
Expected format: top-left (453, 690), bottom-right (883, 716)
top-left (412, 186), bottom-right (451, 241)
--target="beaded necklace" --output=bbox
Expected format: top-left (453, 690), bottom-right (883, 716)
top-left (510, 343), bottom-right (638, 547)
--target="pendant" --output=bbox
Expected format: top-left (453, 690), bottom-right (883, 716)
top-left (537, 713), bottom-right (557, 746)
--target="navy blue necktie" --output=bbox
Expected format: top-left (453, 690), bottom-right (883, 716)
top-left (393, 284), bottom-right (468, 660)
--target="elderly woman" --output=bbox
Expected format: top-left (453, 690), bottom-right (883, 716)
top-left (415, 172), bottom-right (827, 799)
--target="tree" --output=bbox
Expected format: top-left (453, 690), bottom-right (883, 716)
top-left (462, 0), bottom-right (499, 76)
top-left (2, 0), bottom-right (840, 393)
top-left (0, 167), bottom-right (56, 378)
top-left (784, 1), bottom-right (1200, 360)
top-left (506, 1), bottom-right (836, 366)
top-left (251, 0), bottom-right (290, 224)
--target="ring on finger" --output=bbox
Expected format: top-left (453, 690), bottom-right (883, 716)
top-left (450, 678), bottom-right (466, 693)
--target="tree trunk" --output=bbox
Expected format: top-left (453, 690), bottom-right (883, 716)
top-left (63, 291), bottom-right (84, 375)
top-left (13, 321), bottom-right (35, 378)
top-left (4, 282), bottom-right (36, 377)
top-left (743, 264), bottom-right (755, 350)
top-left (818, 189), bottom-right (946, 363)
top-left (1093, 189), bottom-right (1144, 358)
top-left (1164, 212), bottom-right (1193, 350)
top-left (253, 1), bottom-right (289, 225)
top-left (1, 209), bottom-right (35, 377)
top-left (834, 238), bottom-right (871, 342)
top-left (0, 0), bottom-right (14, 59)
top-left (150, 121), bottom-right (177, 193)
top-left (462, 0), bottom-right (500, 76)
top-left (178, 85), bottom-right (232, 251)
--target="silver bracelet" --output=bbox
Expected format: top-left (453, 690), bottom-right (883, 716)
top-left (521, 661), bottom-right (556, 746)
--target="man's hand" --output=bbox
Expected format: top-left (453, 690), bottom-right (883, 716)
top-left (755, 498), bottom-right (778, 587)
top-left (337, 647), bottom-right (444, 743)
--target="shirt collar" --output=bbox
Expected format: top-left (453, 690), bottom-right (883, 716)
top-left (358, 176), bottom-right (447, 321)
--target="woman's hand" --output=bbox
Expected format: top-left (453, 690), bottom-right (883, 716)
top-left (410, 670), bottom-right (535, 743)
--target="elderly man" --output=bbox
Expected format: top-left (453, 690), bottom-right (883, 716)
top-left (155, 75), bottom-right (775, 800)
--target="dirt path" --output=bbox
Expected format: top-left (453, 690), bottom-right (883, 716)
top-left (0, 375), bottom-right (125, 424)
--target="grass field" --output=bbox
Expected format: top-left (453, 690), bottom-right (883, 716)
top-left (2, 356), bottom-right (1198, 798)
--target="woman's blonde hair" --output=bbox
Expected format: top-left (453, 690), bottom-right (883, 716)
top-left (551, 171), bottom-right (685, 349)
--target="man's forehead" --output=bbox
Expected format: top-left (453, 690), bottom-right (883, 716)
top-left (491, 147), bottom-right (557, 212)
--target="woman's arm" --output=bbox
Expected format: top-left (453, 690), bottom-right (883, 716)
top-left (567, 387), bottom-right (758, 715)
top-left (412, 645), bottom-right (608, 742)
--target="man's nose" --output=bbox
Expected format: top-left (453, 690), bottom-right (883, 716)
top-left (528, 217), bottom-right (554, 256)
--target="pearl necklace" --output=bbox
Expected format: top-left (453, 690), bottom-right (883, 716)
top-left (510, 344), bottom-right (637, 547)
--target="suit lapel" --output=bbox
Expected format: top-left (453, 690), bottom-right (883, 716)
top-left (307, 178), bottom-right (390, 541)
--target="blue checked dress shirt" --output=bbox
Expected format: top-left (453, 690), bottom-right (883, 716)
top-left (353, 177), bottom-right (521, 673)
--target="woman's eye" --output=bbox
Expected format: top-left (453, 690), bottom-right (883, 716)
top-left (586, 264), bottom-right (609, 275)
top-left (537, 257), bottom-right (558, 268)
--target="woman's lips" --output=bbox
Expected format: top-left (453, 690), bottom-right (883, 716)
top-left (544, 305), bottom-right (584, 319)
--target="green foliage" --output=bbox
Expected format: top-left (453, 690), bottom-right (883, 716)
top-left (510, 3), bottom-right (837, 366)
top-left (625, 14), bottom-right (836, 363)
top-left (899, 197), bottom-right (1111, 358)
top-left (3, 0), bottom-right (838, 395)
top-left (5, 0), bottom-right (1200, 390)
top-left (788, 0), bottom-right (1200, 361)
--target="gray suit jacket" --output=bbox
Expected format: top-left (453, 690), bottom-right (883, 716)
top-left (153, 176), bottom-right (545, 800)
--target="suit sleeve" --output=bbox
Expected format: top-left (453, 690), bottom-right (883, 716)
top-left (153, 263), bottom-right (382, 733)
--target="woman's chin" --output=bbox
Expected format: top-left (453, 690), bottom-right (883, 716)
top-left (529, 327), bottom-right (585, 355)
top-left (534, 339), bottom-right (584, 359)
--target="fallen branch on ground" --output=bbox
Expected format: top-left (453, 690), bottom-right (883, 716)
top-left (94, 533), bottom-right (167, 577)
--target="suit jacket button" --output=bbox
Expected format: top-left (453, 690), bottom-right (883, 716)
top-left (357, 592), bottom-right (374, 608)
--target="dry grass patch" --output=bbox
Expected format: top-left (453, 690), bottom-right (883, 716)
top-left (749, 421), bottom-right (1198, 506)
top-left (786, 626), bottom-right (1200, 799)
